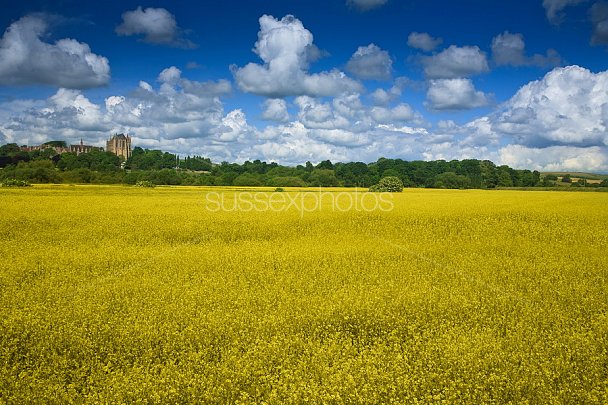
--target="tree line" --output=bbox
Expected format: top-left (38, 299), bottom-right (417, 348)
top-left (1, 142), bottom-right (606, 189)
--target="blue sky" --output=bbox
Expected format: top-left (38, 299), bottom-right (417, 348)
top-left (1, 0), bottom-right (607, 171)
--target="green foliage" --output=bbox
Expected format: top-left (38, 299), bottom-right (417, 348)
top-left (496, 166), bottom-right (515, 187)
top-left (57, 150), bottom-right (120, 172)
top-left (0, 143), bottom-right (30, 168)
top-left (308, 169), bottom-right (339, 187)
top-left (316, 159), bottom-right (334, 170)
top-left (0, 142), bottom-right (576, 189)
top-left (61, 168), bottom-right (95, 184)
top-left (179, 155), bottom-right (212, 171)
top-left (267, 176), bottom-right (308, 187)
top-left (434, 172), bottom-right (471, 189)
top-left (233, 173), bottom-right (264, 187)
top-left (0, 160), bottom-right (61, 183)
top-left (145, 169), bottom-right (182, 185)
top-left (134, 180), bottom-right (155, 188)
top-left (1, 178), bottom-right (31, 187)
top-left (274, 187), bottom-right (284, 192)
top-left (127, 148), bottom-right (177, 170)
top-left (370, 176), bottom-right (404, 192)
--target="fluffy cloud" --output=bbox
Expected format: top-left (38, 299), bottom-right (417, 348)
top-left (491, 31), bottom-right (561, 67)
top-left (346, 44), bottom-right (392, 80)
top-left (48, 89), bottom-right (107, 131)
top-left (156, 66), bottom-right (231, 97)
top-left (116, 7), bottom-right (195, 48)
top-left (499, 144), bottom-right (607, 171)
top-left (407, 32), bottom-right (442, 52)
top-left (213, 110), bottom-right (255, 142)
top-left (242, 122), bottom-right (344, 164)
top-left (261, 99), bottom-right (290, 122)
top-left (369, 77), bottom-right (409, 105)
top-left (1, 67), bottom-right (238, 154)
top-left (0, 15), bottom-right (110, 88)
top-left (294, 96), bottom-right (353, 130)
top-left (591, 2), bottom-right (608, 45)
top-left (425, 79), bottom-right (491, 110)
top-left (293, 93), bottom-right (424, 132)
top-left (1, 89), bottom-right (109, 147)
top-left (543, 0), bottom-right (586, 24)
top-left (422, 45), bottom-right (489, 79)
top-left (493, 65), bottom-right (608, 147)
top-left (232, 15), bottom-right (362, 97)
top-left (241, 120), bottom-right (434, 166)
top-left (423, 65), bottom-right (608, 171)
top-left (370, 87), bottom-right (400, 105)
top-left (346, 0), bottom-right (388, 11)
top-left (370, 104), bottom-right (423, 124)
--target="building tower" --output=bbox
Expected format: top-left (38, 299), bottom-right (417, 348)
top-left (106, 134), bottom-right (132, 160)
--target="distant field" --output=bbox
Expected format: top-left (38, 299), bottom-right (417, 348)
top-left (542, 171), bottom-right (608, 180)
top-left (1, 185), bottom-right (607, 402)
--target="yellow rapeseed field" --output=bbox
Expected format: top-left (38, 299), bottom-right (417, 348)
top-left (1, 185), bottom-right (607, 403)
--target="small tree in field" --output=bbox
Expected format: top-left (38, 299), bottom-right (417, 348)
top-left (1, 179), bottom-right (31, 187)
top-left (135, 180), bottom-right (155, 188)
top-left (369, 176), bottom-right (404, 192)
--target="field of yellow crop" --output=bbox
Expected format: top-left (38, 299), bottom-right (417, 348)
top-left (1, 185), bottom-right (607, 403)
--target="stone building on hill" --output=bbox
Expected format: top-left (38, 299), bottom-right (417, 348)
top-left (106, 134), bottom-right (132, 160)
top-left (70, 139), bottom-right (102, 155)
top-left (21, 140), bottom-right (101, 156)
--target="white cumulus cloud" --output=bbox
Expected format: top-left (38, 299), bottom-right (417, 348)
top-left (370, 104), bottom-right (422, 124)
top-left (261, 99), bottom-right (290, 122)
top-left (232, 15), bottom-right (362, 98)
top-left (116, 7), bottom-right (195, 48)
top-left (407, 32), bottom-right (443, 52)
top-left (422, 45), bottom-right (489, 79)
top-left (491, 31), bottom-right (561, 67)
top-left (346, 44), bottom-right (393, 80)
top-left (0, 15), bottom-right (110, 89)
top-left (425, 79), bottom-right (491, 111)
top-left (493, 65), bottom-right (608, 147)
top-left (0, 67), bottom-right (238, 156)
top-left (499, 144), bottom-right (607, 172)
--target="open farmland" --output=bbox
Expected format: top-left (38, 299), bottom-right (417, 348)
top-left (1, 185), bottom-right (607, 403)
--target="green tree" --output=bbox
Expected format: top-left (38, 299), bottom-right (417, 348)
top-left (316, 160), bottom-right (334, 170)
top-left (309, 169), bottom-right (339, 187)
top-left (233, 173), bottom-right (263, 186)
top-left (369, 176), bottom-right (404, 192)
top-left (267, 176), bottom-right (308, 187)
top-left (497, 167), bottom-right (514, 187)
top-left (434, 172), bottom-right (471, 189)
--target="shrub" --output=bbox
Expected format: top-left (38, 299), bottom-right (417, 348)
top-left (1, 178), bottom-right (31, 187)
top-left (369, 176), bottom-right (403, 192)
top-left (135, 180), bottom-right (155, 188)
top-left (274, 187), bottom-right (284, 192)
